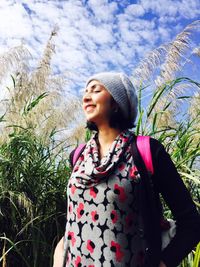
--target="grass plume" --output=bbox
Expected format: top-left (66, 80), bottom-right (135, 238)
top-left (0, 28), bottom-right (85, 148)
top-left (133, 20), bottom-right (200, 88)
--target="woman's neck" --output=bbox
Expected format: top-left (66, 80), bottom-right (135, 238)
top-left (97, 126), bottom-right (122, 158)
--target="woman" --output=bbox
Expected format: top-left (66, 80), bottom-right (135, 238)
top-left (53, 72), bottom-right (200, 267)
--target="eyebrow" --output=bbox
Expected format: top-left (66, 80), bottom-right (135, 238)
top-left (84, 83), bottom-right (100, 92)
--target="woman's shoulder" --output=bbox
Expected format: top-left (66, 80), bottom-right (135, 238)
top-left (69, 143), bottom-right (86, 168)
top-left (149, 137), bottom-right (166, 158)
top-left (149, 137), bottom-right (163, 148)
top-left (148, 137), bottom-right (174, 175)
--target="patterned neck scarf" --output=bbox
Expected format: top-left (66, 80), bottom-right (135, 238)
top-left (71, 129), bottom-right (134, 188)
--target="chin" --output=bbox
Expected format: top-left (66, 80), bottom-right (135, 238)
top-left (85, 114), bottom-right (99, 123)
top-left (86, 116), bottom-right (95, 122)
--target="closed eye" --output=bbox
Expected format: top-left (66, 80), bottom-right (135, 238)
top-left (84, 83), bottom-right (104, 94)
top-left (91, 85), bottom-right (100, 91)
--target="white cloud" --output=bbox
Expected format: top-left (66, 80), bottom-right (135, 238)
top-left (157, 27), bottom-right (171, 41)
top-left (140, 0), bottom-right (200, 20)
top-left (125, 4), bottom-right (145, 17)
top-left (87, 0), bottom-right (118, 22)
top-left (0, 0), bottom-right (199, 94)
top-left (179, 0), bottom-right (200, 19)
top-left (0, 3), bottom-right (32, 39)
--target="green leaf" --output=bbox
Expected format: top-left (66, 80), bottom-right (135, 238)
top-left (23, 92), bottom-right (49, 115)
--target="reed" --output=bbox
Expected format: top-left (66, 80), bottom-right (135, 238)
top-left (133, 20), bottom-right (200, 88)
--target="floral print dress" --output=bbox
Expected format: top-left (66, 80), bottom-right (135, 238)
top-left (64, 130), bottom-right (147, 267)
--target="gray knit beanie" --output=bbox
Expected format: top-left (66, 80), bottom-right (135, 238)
top-left (86, 72), bottom-right (138, 124)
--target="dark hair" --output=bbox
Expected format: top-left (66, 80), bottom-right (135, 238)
top-left (86, 104), bottom-right (135, 132)
top-left (109, 108), bottom-right (135, 130)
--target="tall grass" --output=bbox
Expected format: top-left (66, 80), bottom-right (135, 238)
top-left (0, 29), bottom-right (84, 267)
top-left (136, 77), bottom-right (200, 267)
top-left (0, 125), bottom-right (70, 266)
top-left (136, 77), bottom-right (200, 202)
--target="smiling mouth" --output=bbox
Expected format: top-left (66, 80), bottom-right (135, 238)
top-left (85, 105), bottom-right (96, 111)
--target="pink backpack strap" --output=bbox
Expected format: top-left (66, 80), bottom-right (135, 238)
top-left (136, 136), bottom-right (154, 174)
top-left (72, 144), bottom-right (86, 166)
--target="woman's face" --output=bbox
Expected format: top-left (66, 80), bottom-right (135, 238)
top-left (82, 80), bottom-right (115, 126)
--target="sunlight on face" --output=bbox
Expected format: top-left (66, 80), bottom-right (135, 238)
top-left (82, 80), bottom-right (114, 125)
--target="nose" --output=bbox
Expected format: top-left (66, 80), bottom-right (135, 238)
top-left (82, 91), bottom-right (92, 103)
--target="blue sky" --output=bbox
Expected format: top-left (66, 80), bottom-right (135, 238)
top-left (0, 0), bottom-right (199, 94)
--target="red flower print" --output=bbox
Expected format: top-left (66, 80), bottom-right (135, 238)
top-left (114, 184), bottom-right (126, 202)
top-left (73, 165), bottom-right (79, 172)
top-left (67, 231), bottom-right (76, 246)
top-left (87, 240), bottom-right (95, 253)
top-left (71, 184), bottom-right (77, 194)
top-left (111, 210), bottom-right (118, 223)
top-left (121, 136), bottom-right (129, 142)
top-left (118, 162), bottom-right (125, 171)
top-left (91, 211), bottom-right (99, 222)
top-left (89, 146), bottom-right (96, 155)
top-left (80, 154), bottom-right (84, 161)
top-left (116, 143), bottom-right (121, 148)
top-left (75, 256), bottom-right (81, 267)
top-left (88, 265), bottom-right (95, 267)
top-left (130, 166), bottom-right (141, 182)
top-left (90, 187), bottom-right (98, 198)
top-left (110, 241), bottom-right (124, 262)
top-left (77, 203), bottom-right (84, 219)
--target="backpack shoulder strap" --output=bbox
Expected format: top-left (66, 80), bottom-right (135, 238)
top-left (72, 143), bottom-right (86, 166)
top-left (136, 136), bottom-right (154, 175)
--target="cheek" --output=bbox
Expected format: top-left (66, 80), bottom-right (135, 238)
top-left (97, 93), bottom-right (113, 109)
top-left (102, 98), bottom-right (114, 115)
top-left (103, 102), bottom-right (113, 115)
